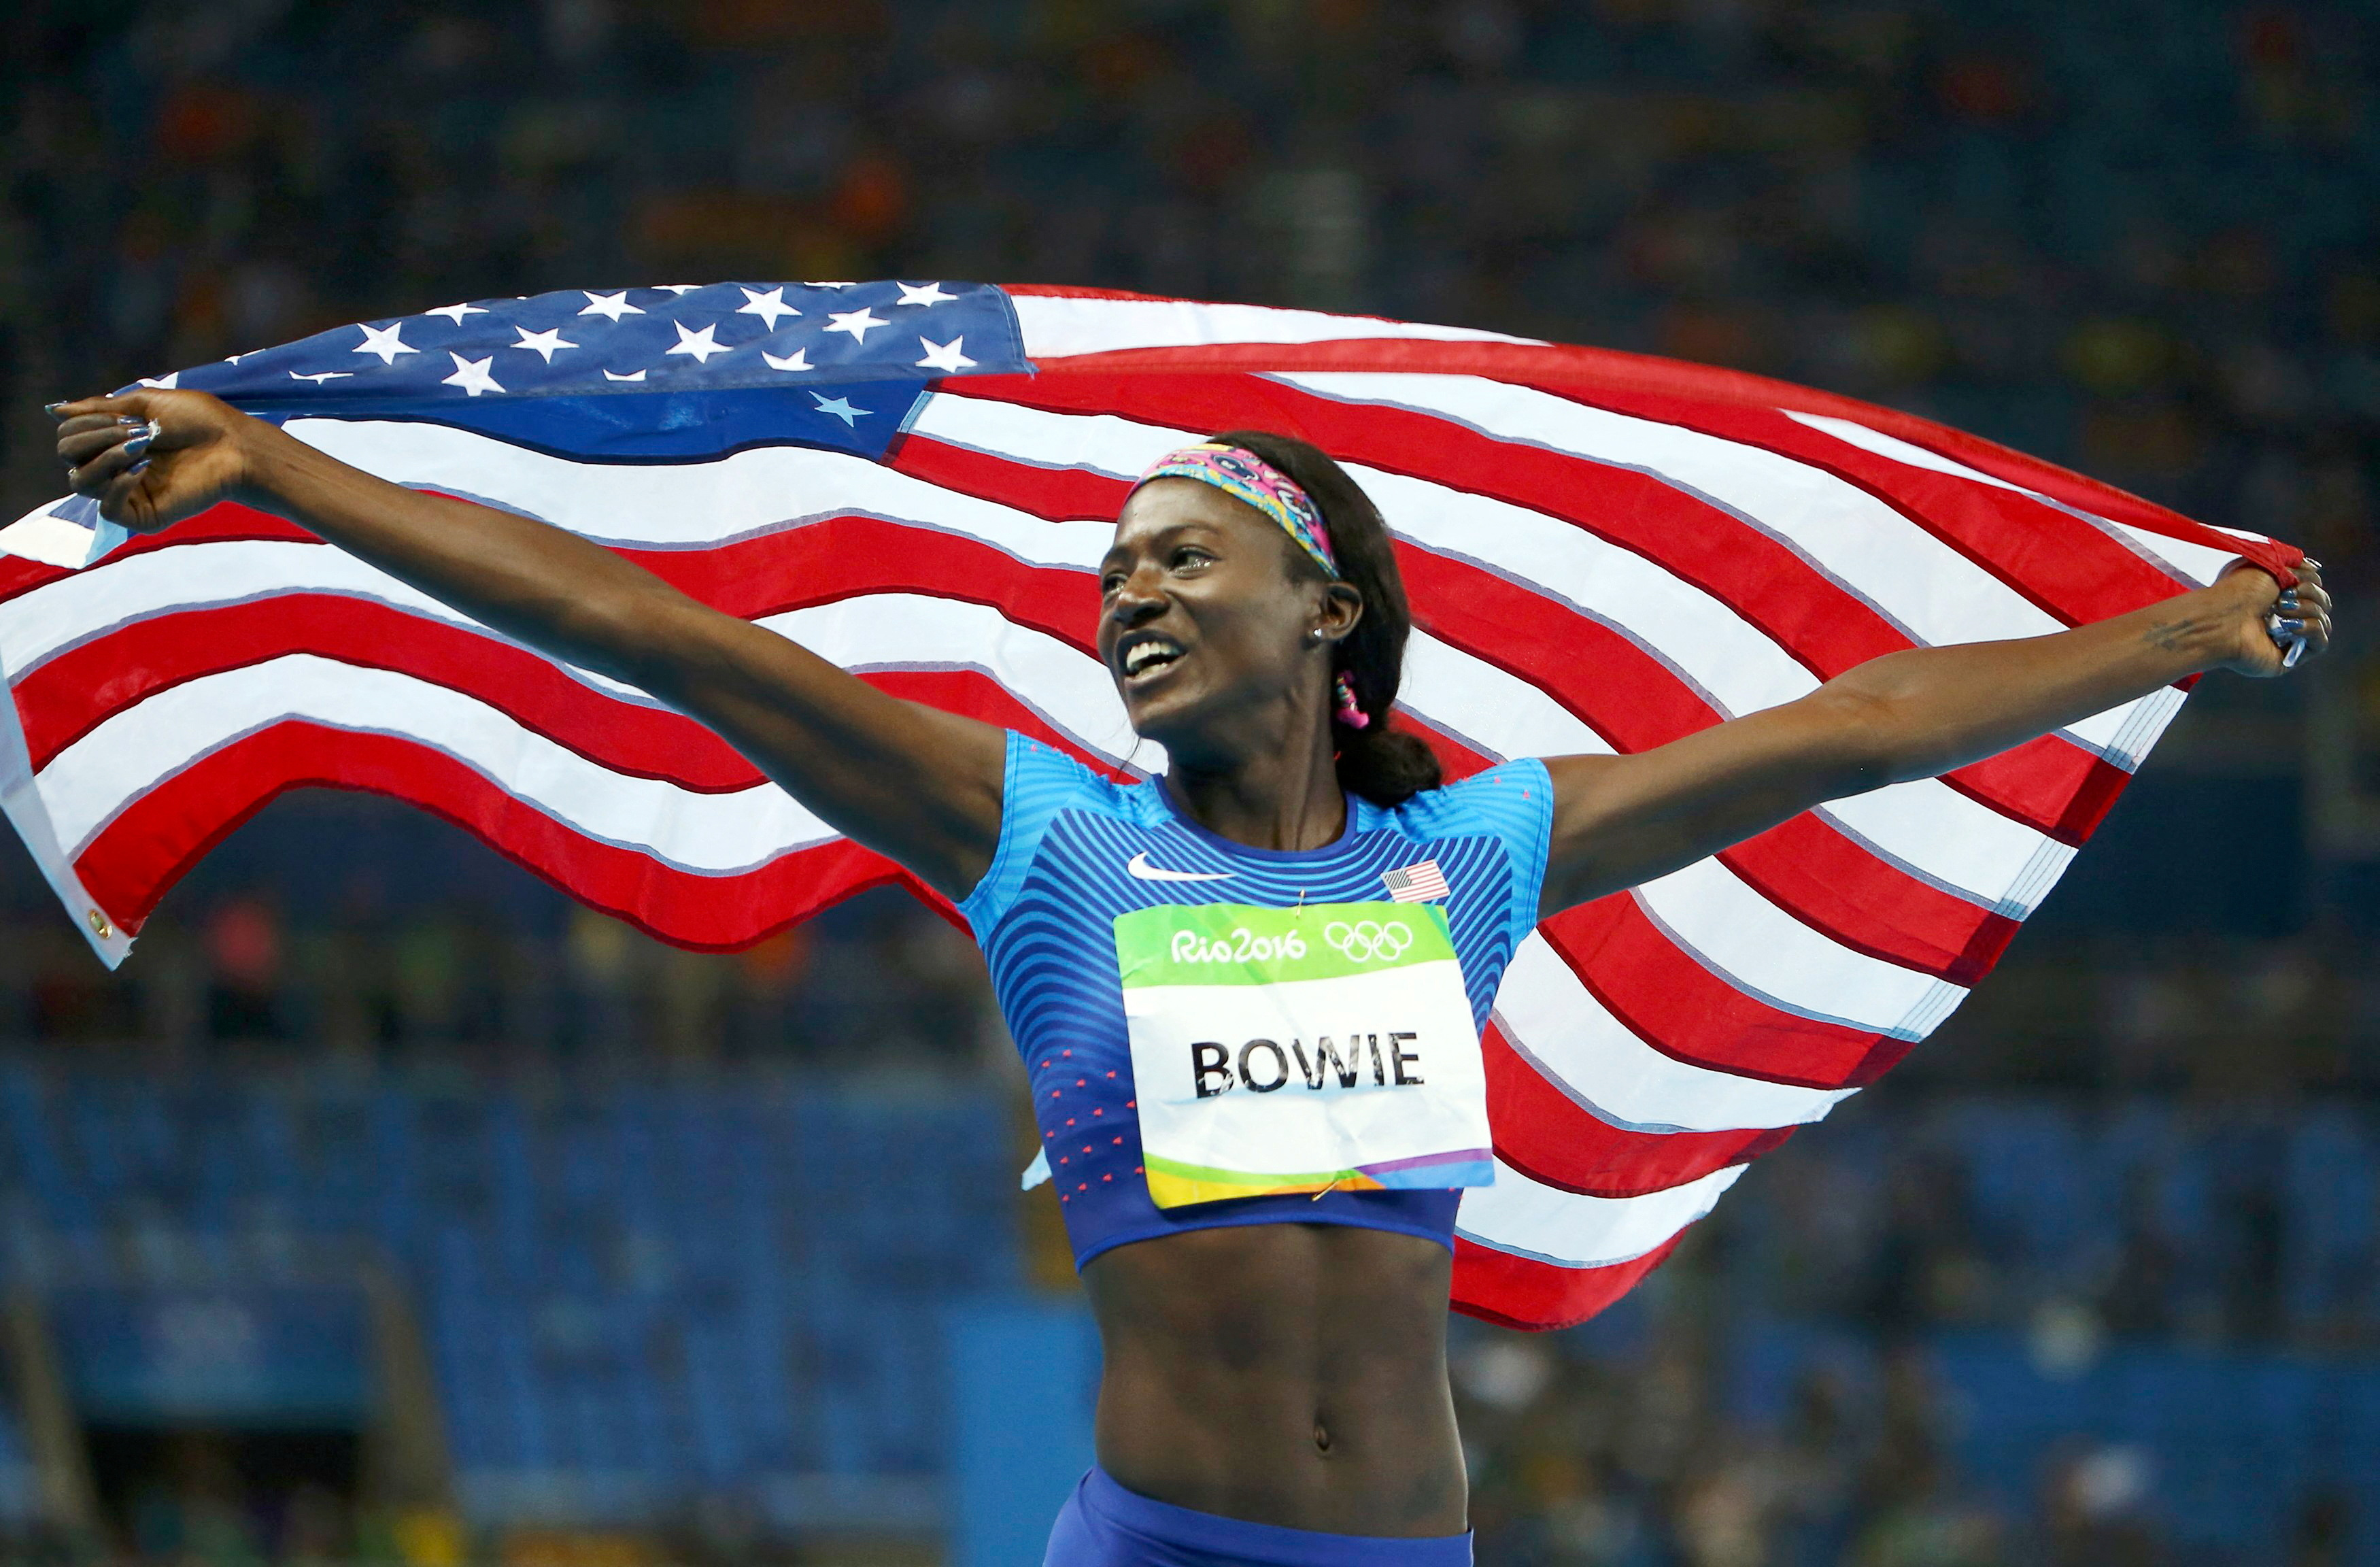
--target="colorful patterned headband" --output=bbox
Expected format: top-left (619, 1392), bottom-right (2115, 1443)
top-left (1134, 443), bottom-right (1338, 579)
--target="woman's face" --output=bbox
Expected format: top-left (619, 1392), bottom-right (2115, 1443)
top-left (1096, 477), bottom-right (1355, 760)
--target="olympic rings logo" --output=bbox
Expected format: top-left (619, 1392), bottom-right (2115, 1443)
top-left (1323, 920), bottom-right (1414, 964)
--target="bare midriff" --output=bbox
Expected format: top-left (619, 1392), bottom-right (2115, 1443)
top-left (1081, 1222), bottom-right (1467, 1538)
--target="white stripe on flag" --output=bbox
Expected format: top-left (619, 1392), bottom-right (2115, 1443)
top-left (40, 654), bottom-right (839, 868)
top-left (0, 667), bottom-right (132, 966)
top-left (1456, 1157), bottom-right (1745, 1269)
top-left (1633, 861), bottom-right (1966, 1040)
top-left (1494, 935), bottom-right (1859, 1133)
top-left (1780, 410), bottom-right (2255, 590)
top-left (1007, 294), bottom-right (1542, 360)
top-left (285, 418), bottom-right (1117, 562)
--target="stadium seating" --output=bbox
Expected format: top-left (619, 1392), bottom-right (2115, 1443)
top-left (1718, 1098), bottom-right (2380, 1560)
top-left (0, 1060), bottom-right (1018, 1529)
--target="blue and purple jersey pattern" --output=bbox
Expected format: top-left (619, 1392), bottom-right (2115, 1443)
top-left (959, 732), bottom-right (1553, 1268)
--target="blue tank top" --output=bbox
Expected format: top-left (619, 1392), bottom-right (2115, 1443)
top-left (959, 732), bottom-right (1554, 1268)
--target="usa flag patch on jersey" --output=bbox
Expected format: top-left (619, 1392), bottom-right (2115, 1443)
top-left (1382, 860), bottom-right (1452, 903)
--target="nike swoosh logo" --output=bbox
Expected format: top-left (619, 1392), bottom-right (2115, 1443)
top-left (1126, 851), bottom-right (1234, 883)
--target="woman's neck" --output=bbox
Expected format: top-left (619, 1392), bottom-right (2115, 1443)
top-left (1162, 722), bottom-right (1346, 853)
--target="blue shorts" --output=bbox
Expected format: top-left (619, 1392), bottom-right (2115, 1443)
top-left (1044, 1464), bottom-right (1473, 1567)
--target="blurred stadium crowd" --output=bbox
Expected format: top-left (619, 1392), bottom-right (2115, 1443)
top-left (3, 0), bottom-right (2379, 1563)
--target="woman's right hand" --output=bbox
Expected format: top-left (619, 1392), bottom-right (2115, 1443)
top-left (51, 389), bottom-right (263, 534)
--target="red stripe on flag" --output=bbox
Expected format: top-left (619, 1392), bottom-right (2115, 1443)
top-left (0, 503), bottom-right (313, 608)
top-left (65, 669), bottom-right (1120, 945)
top-left (17, 591), bottom-right (1108, 794)
top-left (1945, 739), bottom-right (2134, 845)
top-left (71, 723), bottom-right (898, 945)
top-left (887, 433), bottom-right (1134, 522)
top-left (1542, 896), bottom-right (1905, 1089)
top-left (1450, 1232), bottom-right (1688, 1331)
top-left (1482, 1022), bottom-right (1794, 1197)
top-left (17, 596), bottom-right (749, 782)
top-left (1718, 813), bottom-right (2021, 987)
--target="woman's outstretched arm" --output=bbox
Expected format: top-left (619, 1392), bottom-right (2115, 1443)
top-left (53, 389), bottom-right (1006, 900)
top-left (1537, 564), bottom-right (2331, 916)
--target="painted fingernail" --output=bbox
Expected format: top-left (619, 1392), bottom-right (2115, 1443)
top-left (122, 434), bottom-right (152, 460)
top-left (117, 414), bottom-right (146, 426)
top-left (2284, 639), bottom-right (2306, 669)
top-left (126, 460), bottom-right (150, 479)
top-left (44, 401), bottom-right (66, 416)
top-left (2274, 618), bottom-right (2305, 635)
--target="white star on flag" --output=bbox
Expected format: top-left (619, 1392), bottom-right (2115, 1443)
top-left (137, 373), bottom-right (179, 389)
top-left (762, 348), bottom-right (813, 373)
top-left (441, 352), bottom-right (504, 397)
top-left (825, 308), bottom-right (887, 342)
top-left (511, 326), bottom-right (577, 363)
top-left (811, 394), bottom-right (867, 425)
top-left (805, 280), bottom-right (855, 288)
top-left (601, 369), bottom-right (647, 382)
top-left (354, 323), bottom-right (417, 366)
top-left (915, 336), bottom-right (976, 373)
top-left (665, 322), bottom-right (730, 364)
top-left (289, 370), bottom-right (353, 383)
top-left (426, 303), bottom-right (488, 324)
top-left (736, 287), bottom-right (801, 329)
top-left (658, 284), bottom-right (701, 294)
top-left (578, 290), bottom-right (643, 322)
top-left (896, 282), bottom-right (957, 307)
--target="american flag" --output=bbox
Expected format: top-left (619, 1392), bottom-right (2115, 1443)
top-left (1382, 860), bottom-right (1452, 904)
top-left (0, 281), bottom-right (2298, 1330)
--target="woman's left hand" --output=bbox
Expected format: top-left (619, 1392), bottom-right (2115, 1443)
top-left (2218, 558), bottom-right (2332, 677)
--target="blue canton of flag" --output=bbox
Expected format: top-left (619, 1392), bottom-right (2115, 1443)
top-left (122, 280), bottom-right (1030, 465)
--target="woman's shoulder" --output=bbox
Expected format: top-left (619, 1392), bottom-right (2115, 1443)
top-left (1004, 733), bottom-right (1160, 819)
top-left (1379, 758), bottom-right (1555, 883)
top-left (1389, 756), bottom-right (1554, 835)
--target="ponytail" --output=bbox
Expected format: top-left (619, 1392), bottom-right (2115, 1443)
top-left (1210, 430), bottom-right (1443, 807)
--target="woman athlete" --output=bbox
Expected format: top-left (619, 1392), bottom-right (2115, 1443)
top-left (53, 391), bottom-right (2330, 1565)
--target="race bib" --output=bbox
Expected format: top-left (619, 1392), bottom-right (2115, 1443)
top-left (1115, 902), bottom-right (1493, 1209)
